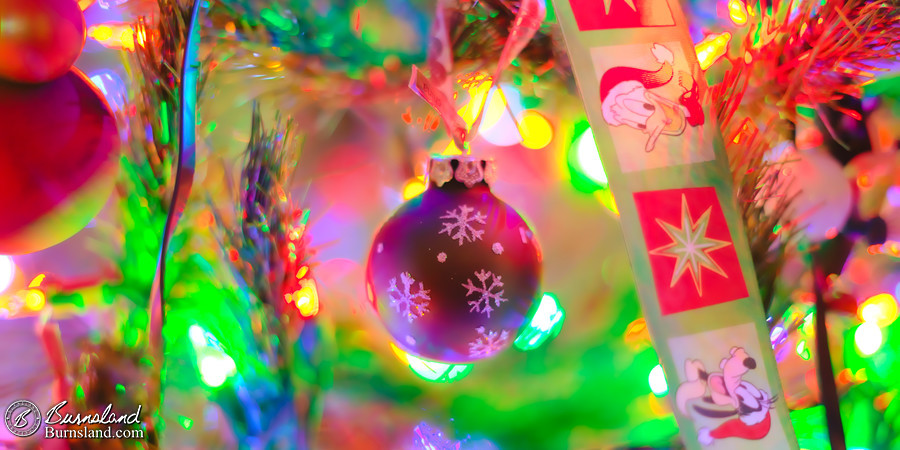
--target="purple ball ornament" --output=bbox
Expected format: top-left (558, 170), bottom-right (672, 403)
top-left (366, 156), bottom-right (542, 363)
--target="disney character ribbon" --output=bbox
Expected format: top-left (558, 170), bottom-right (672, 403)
top-left (551, 0), bottom-right (798, 448)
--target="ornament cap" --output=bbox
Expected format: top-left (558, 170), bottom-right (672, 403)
top-left (427, 155), bottom-right (497, 188)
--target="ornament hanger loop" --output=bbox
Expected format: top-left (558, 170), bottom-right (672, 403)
top-left (427, 155), bottom-right (496, 188)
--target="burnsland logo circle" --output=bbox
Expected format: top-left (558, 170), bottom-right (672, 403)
top-left (5, 400), bottom-right (41, 437)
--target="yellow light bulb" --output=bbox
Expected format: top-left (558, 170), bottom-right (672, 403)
top-left (294, 280), bottom-right (319, 318)
top-left (694, 32), bottom-right (732, 70)
top-left (728, 0), bottom-right (749, 26)
top-left (90, 25), bottom-right (113, 41)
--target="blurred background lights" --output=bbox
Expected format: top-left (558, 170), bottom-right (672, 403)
top-left (855, 322), bottom-right (883, 356)
top-left (727, 0), bottom-right (749, 25)
top-left (462, 82), bottom-right (527, 147)
top-left (648, 364), bottom-right (668, 396)
top-left (402, 177), bottom-right (426, 200)
top-left (514, 293), bottom-right (565, 351)
top-left (795, 340), bottom-right (811, 360)
top-left (574, 128), bottom-right (608, 186)
top-left (24, 290), bottom-right (45, 311)
top-left (695, 32), bottom-right (732, 70)
top-left (0, 255), bottom-right (14, 293)
top-left (178, 415), bottom-right (194, 431)
top-left (189, 324), bottom-right (208, 347)
top-left (199, 354), bottom-right (237, 388)
top-left (886, 186), bottom-right (900, 207)
top-left (89, 70), bottom-right (127, 112)
top-left (291, 279), bottom-right (320, 318)
top-left (858, 293), bottom-right (898, 328)
top-left (458, 82), bottom-right (521, 130)
top-left (88, 23), bottom-right (140, 51)
top-left (389, 343), bottom-right (472, 383)
top-left (189, 324), bottom-right (238, 387)
top-left (518, 111), bottom-right (553, 150)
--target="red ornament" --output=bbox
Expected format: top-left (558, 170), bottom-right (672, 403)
top-left (0, 0), bottom-right (86, 83)
top-left (367, 156), bottom-right (542, 363)
top-left (0, 69), bottom-right (119, 255)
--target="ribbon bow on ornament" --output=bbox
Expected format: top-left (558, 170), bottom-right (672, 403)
top-left (408, 0), bottom-right (547, 153)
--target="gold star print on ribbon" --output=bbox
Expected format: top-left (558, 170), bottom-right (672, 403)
top-left (602, 0), bottom-right (637, 14)
top-left (649, 194), bottom-right (731, 296)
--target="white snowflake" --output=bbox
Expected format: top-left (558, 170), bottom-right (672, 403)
top-left (437, 252), bottom-right (447, 263)
top-left (468, 326), bottom-right (510, 359)
top-left (439, 205), bottom-right (487, 245)
top-left (492, 242), bottom-right (504, 255)
top-left (462, 269), bottom-right (507, 317)
top-left (388, 272), bottom-right (431, 323)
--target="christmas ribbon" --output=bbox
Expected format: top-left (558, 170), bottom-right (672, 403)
top-left (411, 0), bottom-right (547, 150)
top-left (411, 0), bottom-right (467, 150)
top-left (466, 0), bottom-right (547, 142)
top-left (551, 1), bottom-right (797, 448)
top-left (409, 65), bottom-right (469, 150)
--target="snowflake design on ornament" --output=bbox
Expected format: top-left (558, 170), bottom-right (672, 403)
top-left (439, 205), bottom-right (487, 245)
top-left (462, 269), bottom-right (507, 317)
top-left (468, 326), bottom-right (510, 359)
top-left (388, 272), bottom-right (431, 323)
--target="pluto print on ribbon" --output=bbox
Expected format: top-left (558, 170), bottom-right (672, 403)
top-left (670, 324), bottom-right (789, 448)
top-left (634, 187), bottom-right (747, 315)
top-left (591, 41), bottom-right (714, 172)
top-left (567, 0), bottom-right (674, 31)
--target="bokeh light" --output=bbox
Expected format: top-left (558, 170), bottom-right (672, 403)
top-left (199, 354), bottom-right (237, 388)
top-left (624, 318), bottom-right (651, 350)
top-left (24, 290), bottom-right (45, 311)
top-left (190, 325), bottom-right (238, 388)
top-left (179, 416), bottom-right (194, 430)
top-left (858, 293), bottom-right (898, 328)
top-left (695, 32), bottom-right (732, 70)
top-left (389, 343), bottom-right (473, 383)
top-left (514, 293), bottom-right (565, 351)
top-left (292, 279), bottom-right (320, 318)
top-left (88, 23), bottom-right (140, 51)
top-left (648, 364), bottom-right (668, 396)
top-left (402, 178), bottom-right (426, 200)
top-left (855, 322), bottom-right (883, 356)
top-left (795, 340), bottom-right (811, 360)
top-left (518, 111), bottom-right (553, 149)
top-left (728, 0), bottom-right (749, 25)
top-left (458, 81), bottom-right (522, 131)
top-left (574, 128), bottom-right (608, 186)
top-left (477, 84), bottom-right (526, 147)
top-left (0, 256), bottom-right (14, 293)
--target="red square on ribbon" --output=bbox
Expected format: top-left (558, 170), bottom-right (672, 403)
top-left (567, 0), bottom-right (674, 31)
top-left (634, 187), bottom-right (748, 315)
